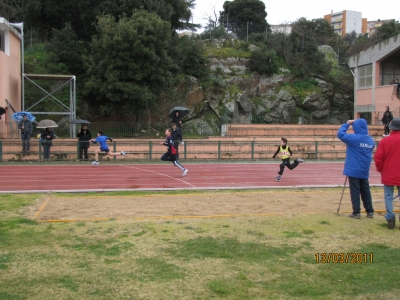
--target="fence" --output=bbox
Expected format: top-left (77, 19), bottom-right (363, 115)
top-left (0, 139), bottom-right (380, 162)
top-left (1, 111), bottom-right (356, 139)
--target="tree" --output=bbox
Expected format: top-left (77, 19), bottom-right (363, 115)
top-left (285, 18), bottom-right (333, 78)
top-left (48, 23), bottom-right (86, 77)
top-left (219, 0), bottom-right (268, 40)
top-left (84, 11), bottom-right (177, 117)
top-left (177, 36), bottom-right (209, 79)
top-left (0, 0), bottom-right (24, 22)
top-left (20, 0), bottom-right (195, 41)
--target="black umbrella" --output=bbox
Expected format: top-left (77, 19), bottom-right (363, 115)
top-left (168, 106), bottom-right (190, 119)
top-left (70, 119), bottom-right (91, 124)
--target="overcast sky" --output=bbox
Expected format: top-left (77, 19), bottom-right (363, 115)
top-left (190, 0), bottom-right (398, 31)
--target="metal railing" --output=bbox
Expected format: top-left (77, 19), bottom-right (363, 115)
top-left (0, 139), bottom-right (381, 162)
top-left (1, 111), bottom-right (356, 139)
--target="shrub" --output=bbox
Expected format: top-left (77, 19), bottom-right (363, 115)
top-left (249, 49), bottom-right (279, 76)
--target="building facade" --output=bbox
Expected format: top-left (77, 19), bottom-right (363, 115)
top-left (0, 17), bottom-right (22, 137)
top-left (324, 10), bottom-right (367, 36)
top-left (348, 34), bottom-right (400, 124)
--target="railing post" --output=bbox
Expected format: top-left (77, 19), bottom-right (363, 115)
top-left (0, 141), bottom-right (2, 161)
top-left (184, 141), bottom-right (187, 160)
top-left (39, 141), bottom-right (42, 161)
top-left (77, 141), bottom-right (80, 160)
top-left (315, 141), bottom-right (318, 159)
top-left (113, 141), bottom-right (116, 160)
top-left (149, 141), bottom-right (152, 161)
top-left (218, 141), bottom-right (221, 160)
top-left (251, 141), bottom-right (254, 160)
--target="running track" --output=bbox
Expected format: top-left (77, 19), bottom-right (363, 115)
top-left (0, 162), bottom-right (383, 193)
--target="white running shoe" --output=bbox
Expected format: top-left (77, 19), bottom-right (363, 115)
top-left (92, 161), bottom-right (99, 165)
top-left (182, 169), bottom-right (188, 176)
top-left (121, 151), bottom-right (126, 156)
top-left (180, 141), bottom-right (185, 145)
top-left (297, 158), bottom-right (304, 163)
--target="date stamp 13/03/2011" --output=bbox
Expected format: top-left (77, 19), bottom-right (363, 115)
top-left (315, 253), bottom-right (373, 264)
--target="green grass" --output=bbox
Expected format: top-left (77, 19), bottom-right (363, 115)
top-left (0, 192), bottom-right (400, 299)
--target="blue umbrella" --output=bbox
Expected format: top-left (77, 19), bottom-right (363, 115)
top-left (11, 112), bottom-right (36, 122)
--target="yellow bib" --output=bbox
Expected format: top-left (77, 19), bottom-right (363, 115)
top-left (280, 146), bottom-right (290, 159)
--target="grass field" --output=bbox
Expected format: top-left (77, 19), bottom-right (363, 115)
top-left (1, 191), bottom-right (400, 300)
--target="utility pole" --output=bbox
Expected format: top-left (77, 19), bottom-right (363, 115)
top-left (247, 21), bottom-right (249, 42)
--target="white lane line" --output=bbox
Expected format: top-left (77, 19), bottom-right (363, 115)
top-left (121, 165), bottom-right (196, 188)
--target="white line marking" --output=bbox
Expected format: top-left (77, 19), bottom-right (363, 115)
top-left (121, 165), bottom-right (196, 188)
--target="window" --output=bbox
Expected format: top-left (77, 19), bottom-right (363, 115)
top-left (358, 64), bottom-right (372, 88)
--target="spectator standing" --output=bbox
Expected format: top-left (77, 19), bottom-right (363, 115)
top-left (18, 114), bottom-right (33, 154)
top-left (374, 118), bottom-right (400, 229)
top-left (40, 127), bottom-right (55, 161)
top-left (77, 125), bottom-right (92, 160)
top-left (171, 111), bottom-right (184, 142)
top-left (381, 106), bottom-right (393, 137)
top-left (337, 119), bottom-right (375, 219)
top-left (171, 123), bottom-right (182, 156)
top-left (171, 111), bottom-right (182, 128)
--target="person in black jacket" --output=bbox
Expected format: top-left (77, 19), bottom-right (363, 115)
top-left (77, 125), bottom-right (92, 160)
top-left (171, 111), bottom-right (182, 128)
top-left (40, 127), bottom-right (55, 161)
top-left (171, 123), bottom-right (182, 157)
top-left (382, 106), bottom-right (393, 136)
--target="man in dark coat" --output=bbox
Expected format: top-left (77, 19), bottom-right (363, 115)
top-left (382, 106), bottom-right (393, 136)
top-left (77, 125), bottom-right (92, 160)
top-left (171, 123), bottom-right (182, 158)
top-left (18, 114), bottom-right (33, 154)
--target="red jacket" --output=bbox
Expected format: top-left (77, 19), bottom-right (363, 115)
top-left (374, 130), bottom-right (400, 185)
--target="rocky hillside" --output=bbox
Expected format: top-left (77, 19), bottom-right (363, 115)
top-left (178, 39), bottom-right (354, 135)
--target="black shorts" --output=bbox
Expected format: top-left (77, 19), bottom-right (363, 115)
top-left (101, 148), bottom-right (110, 153)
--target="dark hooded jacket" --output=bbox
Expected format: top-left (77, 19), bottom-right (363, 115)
top-left (337, 118), bottom-right (375, 179)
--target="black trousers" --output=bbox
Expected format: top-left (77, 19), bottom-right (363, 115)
top-left (79, 142), bottom-right (90, 160)
top-left (161, 152), bottom-right (184, 170)
top-left (384, 122), bottom-right (390, 135)
top-left (278, 157), bottom-right (299, 175)
top-left (348, 176), bottom-right (374, 215)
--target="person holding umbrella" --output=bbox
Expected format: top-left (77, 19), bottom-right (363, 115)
top-left (40, 127), bottom-right (55, 161)
top-left (77, 125), bottom-right (92, 160)
top-left (18, 114), bottom-right (33, 154)
top-left (169, 107), bottom-right (189, 144)
top-left (171, 111), bottom-right (182, 128)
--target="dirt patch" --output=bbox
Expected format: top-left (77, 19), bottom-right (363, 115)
top-left (28, 188), bottom-right (399, 222)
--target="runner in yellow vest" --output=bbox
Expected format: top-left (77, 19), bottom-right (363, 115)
top-left (271, 137), bottom-right (304, 181)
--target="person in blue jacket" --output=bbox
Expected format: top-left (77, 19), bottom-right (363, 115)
top-left (90, 131), bottom-right (126, 165)
top-left (337, 119), bottom-right (375, 219)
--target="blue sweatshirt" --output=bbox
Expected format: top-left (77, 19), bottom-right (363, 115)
top-left (93, 135), bottom-right (112, 150)
top-left (337, 119), bottom-right (375, 179)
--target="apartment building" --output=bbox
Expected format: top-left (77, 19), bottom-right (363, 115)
top-left (324, 10), bottom-right (367, 36)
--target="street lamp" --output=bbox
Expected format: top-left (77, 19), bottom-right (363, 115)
top-left (10, 22), bottom-right (24, 111)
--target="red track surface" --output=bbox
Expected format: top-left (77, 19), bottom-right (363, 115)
top-left (0, 162), bottom-right (383, 193)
